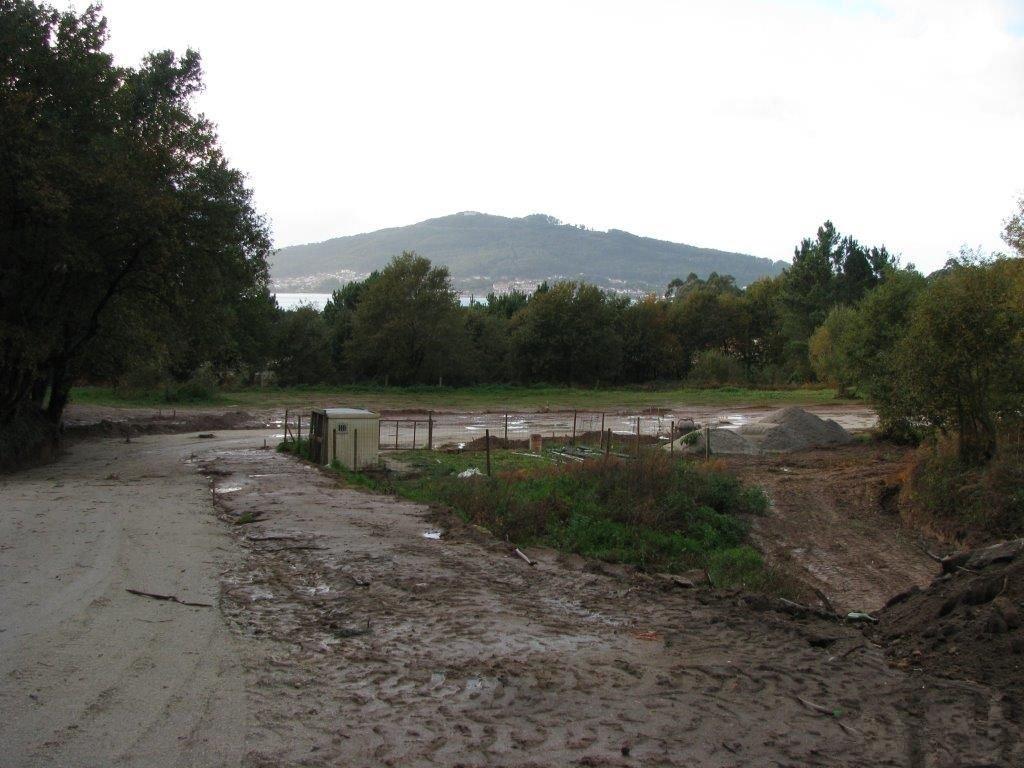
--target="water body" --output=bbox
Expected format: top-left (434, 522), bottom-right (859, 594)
top-left (274, 293), bottom-right (483, 311)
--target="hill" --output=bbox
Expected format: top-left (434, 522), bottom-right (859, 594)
top-left (271, 212), bottom-right (787, 294)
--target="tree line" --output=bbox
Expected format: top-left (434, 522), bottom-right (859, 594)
top-left (263, 220), bottom-right (900, 390)
top-left (3, 1), bottom-right (1021, 479)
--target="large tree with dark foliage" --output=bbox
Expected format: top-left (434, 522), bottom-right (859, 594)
top-left (0, 1), bottom-right (270, 466)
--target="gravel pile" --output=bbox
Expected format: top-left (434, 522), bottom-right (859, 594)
top-left (664, 407), bottom-right (854, 456)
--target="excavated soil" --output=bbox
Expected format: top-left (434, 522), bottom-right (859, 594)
top-left (874, 540), bottom-right (1024, 706)
top-left (729, 443), bottom-right (940, 614)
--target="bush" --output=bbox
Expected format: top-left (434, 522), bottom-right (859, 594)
top-left (687, 350), bottom-right (746, 387)
top-left (901, 430), bottom-right (1024, 542)
top-left (165, 363), bottom-right (219, 402)
top-left (398, 450), bottom-right (771, 577)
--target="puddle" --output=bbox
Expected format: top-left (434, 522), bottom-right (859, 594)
top-left (422, 530), bottom-right (442, 540)
top-left (218, 485), bottom-right (244, 493)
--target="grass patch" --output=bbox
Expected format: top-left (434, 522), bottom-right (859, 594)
top-left (327, 446), bottom-right (774, 589)
top-left (73, 383), bottom-right (851, 412)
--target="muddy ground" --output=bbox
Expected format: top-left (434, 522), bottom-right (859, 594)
top-left (2, 429), bottom-right (1021, 766)
top-left (62, 402), bottom-right (877, 450)
top-left (729, 444), bottom-right (940, 614)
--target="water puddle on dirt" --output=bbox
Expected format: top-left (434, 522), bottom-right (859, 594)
top-left (422, 530), bottom-right (442, 540)
top-left (218, 485), bottom-right (244, 493)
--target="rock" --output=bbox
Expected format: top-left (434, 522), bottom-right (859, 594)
top-left (964, 578), bottom-right (1003, 606)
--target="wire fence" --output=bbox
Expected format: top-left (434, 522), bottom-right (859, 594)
top-left (374, 410), bottom-right (703, 451)
top-left (281, 406), bottom-right (728, 453)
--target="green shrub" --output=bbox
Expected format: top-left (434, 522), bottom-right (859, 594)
top-left (383, 449), bottom-right (773, 582)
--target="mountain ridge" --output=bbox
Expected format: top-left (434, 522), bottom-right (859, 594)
top-left (271, 212), bottom-right (788, 294)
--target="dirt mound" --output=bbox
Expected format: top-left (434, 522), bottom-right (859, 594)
top-left (665, 428), bottom-right (760, 456)
top-left (874, 538), bottom-right (1024, 700)
top-left (740, 406), bottom-right (853, 452)
top-left (65, 410), bottom-right (259, 440)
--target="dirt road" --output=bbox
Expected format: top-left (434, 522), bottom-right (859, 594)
top-left (2, 431), bottom-right (1020, 767)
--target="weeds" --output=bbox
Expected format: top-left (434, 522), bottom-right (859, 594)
top-left (371, 448), bottom-right (772, 586)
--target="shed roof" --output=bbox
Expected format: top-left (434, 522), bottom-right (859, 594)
top-left (313, 407), bottom-right (378, 418)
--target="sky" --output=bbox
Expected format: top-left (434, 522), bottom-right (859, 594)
top-left (78, 0), bottom-right (1024, 272)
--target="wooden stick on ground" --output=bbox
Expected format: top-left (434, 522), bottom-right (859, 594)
top-left (126, 588), bottom-right (213, 608)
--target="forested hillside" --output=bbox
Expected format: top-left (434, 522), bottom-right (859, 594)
top-left (271, 212), bottom-right (787, 292)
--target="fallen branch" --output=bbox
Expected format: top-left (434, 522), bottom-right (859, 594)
top-left (126, 588), bottom-right (213, 608)
top-left (796, 696), bottom-right (863, 737)
top-left (514, 547), bottom-right (536, 566)
top-left (812, 587), bottom-right (836, 615)
top-left (778, 597), bottom-right (838, 621)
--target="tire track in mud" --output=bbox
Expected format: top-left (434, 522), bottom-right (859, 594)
top-left (204, 445), bottom-right (1022, 768)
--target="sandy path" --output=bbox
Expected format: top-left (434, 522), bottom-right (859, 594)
top-left (0, 431), bottom-right (269, 767)
top-left (3, 431), bottom-right (1019, 767)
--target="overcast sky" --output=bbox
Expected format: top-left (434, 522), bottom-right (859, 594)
top-left (81, 0), bottom-right (1024, 272)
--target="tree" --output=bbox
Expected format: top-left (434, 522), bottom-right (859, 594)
top-left (618, 296), bottom-right (683, 382)
top-left (273, 307), bottom-right (334, 386)
top-left (0, 1), bottom-right (270, 465)
top-left (346, 253), bottom-right (467, 385)
top-left (509, 281), bottom-right (622, 385)
top-left (1004, 195), bottom-right (1024, 258)
top-left (779, 221), bottom-right (895, 379)
top-left (895, 258), bottom-right (1024, 464)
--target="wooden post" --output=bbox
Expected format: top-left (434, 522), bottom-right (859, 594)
top-left (412, 420), bottom-right (417, 449)
top-left (704, 425), bottom-right (710, 461)
top-left (605, 428), bottom-right (612, 460)
top-left (428, 411), bottom-right (434, 451)
top-left (571, 410), bottom-right (577, 447)
top-left (284, 409), bottom-right (289, 443)
top-left (354, 428), bottom-right (359, 470)
top-left (332, 428), bottom-right (337, 464)
top-left (395, 421), bottom-right (399, 449)
top-left (636, 416), bottom-right (641, 458)
top-left (670, 420), bottom-right (675, 455)
top-left (600, 413), bottom-right (605, 446)
top-left (298, 415), bottom-right (302, 448)
top-left (485, 428), bottom-right (491, 476)
top-left (504, 412), bottom-right (509, 448)
top-left (125, 422), bottom-right (131, 443)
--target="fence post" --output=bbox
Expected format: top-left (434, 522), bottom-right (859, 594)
top-left (636, 416), bottom-right (641, 458)
top-left (354, 428), bottom-right (359, 470)
top-left (670, 420), bottom-right (675, 455)
top-left (605, 428), bottom-right (611, 460)
top-left (284, 409), bottom-right (289, 444)
top-left (395, 421), bottom-right (399, 450)
top-left (428, 411), bottom-right (433, 451)
top-left (332, 428), bottom-right (337, 464)
top-left (601, 413), bottom-right (605, 446)
top-left (704, 425), bottom-right (710, 461)
top-left (504, 412), bottom-right (509, 448)
top-left (485, 428), bottom-right (491, 476)
top-left (413, 420), bottom-right (417, 449)
top-left (298, 415), bottom-right (302, 449)
top-left (571, 410), bottom-right (577, 447)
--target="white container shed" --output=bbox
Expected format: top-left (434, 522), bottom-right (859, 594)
top-left (309, 407), bottom-right (379, 470)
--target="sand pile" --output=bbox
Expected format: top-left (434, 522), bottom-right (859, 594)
top-left (665, 428), bottom-right (760, 456)
top-left (740, 406), bottom-right (853, 452)
top-left (664, 407), bottom-right (854, 456)
top-left (874, 539), bottom-right (1024, 698)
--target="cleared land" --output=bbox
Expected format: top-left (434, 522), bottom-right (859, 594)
top-left (70, 384), bottom-right (855, 412)
top-left (2, 428), bottom-right (1021, 766)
